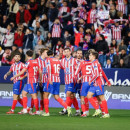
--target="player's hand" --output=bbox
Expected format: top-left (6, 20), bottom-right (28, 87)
top-left (107, 82), bottom-right (111, 87)
top-left (19, 77), bottom-right (24, 80)
top-left (10, 77), bottom-right (14, 81)
top-left (4, 74), bottom-right (7, 80)
top-left (89, 82), bottom-right (91, 85)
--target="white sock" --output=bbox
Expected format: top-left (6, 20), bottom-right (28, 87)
top-left (76, 110), bottom-right (80, 112)
top-left (11, 109), bottom-right (14, 112)
top-left (85, 111), bottom-right (89, 114)
top-left (63, 108), bottom-right (67, 112)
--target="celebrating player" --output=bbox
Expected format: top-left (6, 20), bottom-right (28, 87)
top-left (4, 52), bottom-right (26, 114)
top-left (88, 51), bottom-right (110, 118)
top-left (43, 50), bottom-right (72, 116)
top-left (75, 52), bottom-right (92, 117)
top-left (60, 47), bottom-right (78, 115)
top-left (10, 50), bottom-right (42, 115)
top-left (29, 48), bottom-right (48, 114)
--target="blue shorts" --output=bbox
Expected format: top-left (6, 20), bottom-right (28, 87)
top-left (13, 80), bottom-right (24, 95)
top-left (80, 82), bottom-right (90, 97)
top-left (37, 83), bottom-right (46, 92)
top-left (65, 83), bottom-right (76, 93)
top-left (43, 82), bottom-right (60, 95)
top-left (23, 83), bottom-right (37, 94)
top-left (75, 83), bottom-right (82, 95)
top-left (89, 85), bottom-right (104, 96)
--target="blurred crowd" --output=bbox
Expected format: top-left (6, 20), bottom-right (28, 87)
top-left (0, 0), bottom-right (130, 68)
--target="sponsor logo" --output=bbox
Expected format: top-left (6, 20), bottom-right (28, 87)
top-left (104, 90), bottom-right (130, 102)
top-left (0, 91), bottom-right (13, 99)
top-left (108, 71), bottom-right (130, 86)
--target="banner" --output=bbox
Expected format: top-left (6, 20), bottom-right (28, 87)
top-left (0, 67), bottom-right (130, 109)
top-left (0, 67), bottom-right (130, 86)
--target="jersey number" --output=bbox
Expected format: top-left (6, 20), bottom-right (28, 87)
top-left (54, 64), bottom-right (60, 74)
top-left (33, 66), bottom-right (38, 75)
top-left (86, 65), bottom-right (91, 74)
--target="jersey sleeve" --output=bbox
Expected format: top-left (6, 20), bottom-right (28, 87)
top-left (24, 61), bottom-right (30, 70)
top-left (75, 62), bottom-right (81, 78)
top-left (90, 63), bottom-right (100, 83)
top-left (9, 65), bottom-right (13, 72)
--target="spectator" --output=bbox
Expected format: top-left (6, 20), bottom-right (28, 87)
top-left (33, 30), bottom-right (44, 48)
top-left (118, 39), bottom-right (127, 53)
top-left (105, 59), bottom-right (112, 68)
top-left (95, 34), bottom-right (109, 67)
top-left (48, 2), bottom-right (58, 30)
top-left (0, 24), bottom-right (14, 48)
top-left (55, 39), bottom-right (63, 55)
top-left (14, 28), bottom-right (24, 47)
top-left (32, 15), bottom-right (41, 28)
top-left (18, 48), bottom-right (25, 63)
top-left (34, 40), bottom-right (45, 57)
top-left (118, 59), bottom-right (126, 68)
top-left (45, 32), bottom-right (52, 49)
top-left (64, 40), bottom-right (74, 52)
top-left (0, 15), bottom-right (10, 28)
top-left (34, 21), bottom-right (44, 36)
top-left (109, 4), bottom-right (119, 19)
top-left (23, 28), bottom-right (34, 54)
top-left (7, 0), bottom-right (19, 23)
top-left (119, 49), bottom-right (127, 59)
top-left (16, 4), bottom-right (32, 26)
top-left (110, 39), bottom-right (117, 54)
top-left (124, 31), bottom-right (130, 46)
top-left (50, 18), bottom-right (63, 51)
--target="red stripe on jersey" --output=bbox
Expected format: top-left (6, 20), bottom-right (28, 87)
top-left (36, 57), bottom-right (48, 83)
top-left (10, 62), bottom-right (25, 83)
top-left (61, 57), bottom-right (77, 84)
top-left (52, 24), bottom-right (62, 38)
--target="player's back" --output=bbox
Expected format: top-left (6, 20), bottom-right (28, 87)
top-left (80, 60), bottom-right (93, 82)
top-left (47, 57), bottom-right (61, 82)
top-left (25, 59), bottom-right (39, 83)
top-left (92, 59), bottom-right (105, 86)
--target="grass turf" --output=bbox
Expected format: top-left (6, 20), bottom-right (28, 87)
top-left (0, 107), bottom-right (130, 130)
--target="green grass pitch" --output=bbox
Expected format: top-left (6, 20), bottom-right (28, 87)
top-left (0, 107), bottom-right (130, 130)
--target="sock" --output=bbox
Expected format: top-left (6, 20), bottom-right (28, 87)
top-left (44, 99), bottom-right (49, 113)
top-left (66, 97), bottom-right (73, 107)
top-left (72, 97), bottom-right (80, 110)
top-left (34, 99), bottom-right (39, 111)
top-left (84, 97), bottom-right (89, 111)
top-left (11, 100), bottom-right (18, 110)
top-left (23, 97), bottom-right (28, 109)
top-left (101, 100), bottom-right (109, 114)
top-left (31, 98), bottom-right (34, 109)
top-left (81, 104), bottom-right (86, 113)
top-left (57, 98), bottom-right (67, 109)
top-left (100, 103), bottom-right (105, 115)
top-left (40, 100), bottom-right (44, 111)
top-left (88, 97), bottom-right (99, 110)
top-left (92, 97), bottom-right (99, 106)
top-left (63, 108), bottom-right (67, 112)
top-left (18, 98), bottom-right (23, 106)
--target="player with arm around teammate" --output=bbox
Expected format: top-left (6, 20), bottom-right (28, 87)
top-left (4, 52), bottom-right (26, 114)
top-left (42, 50), bottom-right (72, 116)
top-left (11, 50), bottom-right (42, 115)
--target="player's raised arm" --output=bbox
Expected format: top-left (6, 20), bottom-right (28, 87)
top-left (10, 68), bottom-right (27, 81)
top-left (4, 71), bottom-right (12, 80)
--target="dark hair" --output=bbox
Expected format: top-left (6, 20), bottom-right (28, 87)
top-left (14, 51), bottom-right (21, 57)
top-left (40, 48), bottom-right (48, 54)
top-left (84, 51), bottom-right (90, 60)
top-left (76, 48), bottom-right (82, 53)
top-left (26, 50), bottom-right (33, 57)
top-left (90, 51), bottom-right (99, 59)
top-left (50, 2), bottom-right (56, 7)
top-left (100, 34), bottom-right (105, 41)
top-left (64, 47), bottom-right (71, 51)
top-left (47, 50), bottom-right (53, 56)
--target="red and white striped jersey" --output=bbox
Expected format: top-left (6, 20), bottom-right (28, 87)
top-left (61, 57), bottom-right (77, 84)
top-left (87, 9), bottom-right (97, 24)
top-left (59, 7), bottom-right (70, 14)
top-left (24, 59), bottom-right (39, 84)
top-left (51, 24), bottom-right (62, 38)
top-left (10, 62), bottom-right (25, 83)
top-left (75, 60), bottom-right (92, 83)
top-left (36, 57), bottom-right (47, 83)
top-left (111, 25), bottom-right (122, 40)
top-left (90, 60), bottom-right (105, 87)
top-left (77, 0), bottom-right (86, 6)
top-left (79, 8), bottom-right (87, 20)
top-left (117, 0), bottom-right (126, 14)
top-left (46, 57), bottom-right (61, 82)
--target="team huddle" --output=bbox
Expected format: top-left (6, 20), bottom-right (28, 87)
top-left (4, 48), bottom-right (111, 118)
